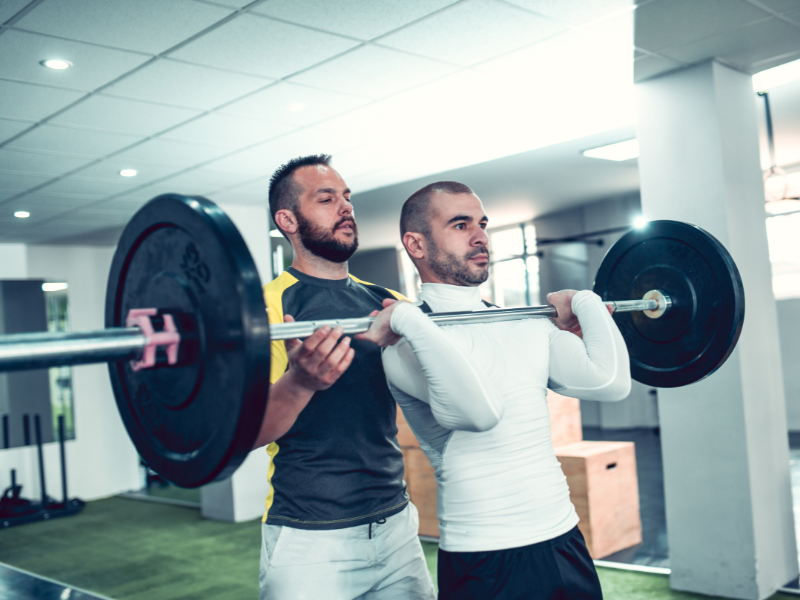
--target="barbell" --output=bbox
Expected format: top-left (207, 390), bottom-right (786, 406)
top-left (0, 194), bottom-right (745, 488)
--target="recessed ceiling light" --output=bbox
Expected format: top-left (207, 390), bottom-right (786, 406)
top-left (14, 211), bottom-right (30, 218)
top-left (42, 282), bottom-right (68, 292)
top-left (120, 169), bottom-right (138, 177)
top-left (582, 139), bottom-right (640, 161)
top-left (41, 59), bottom-right (72, 70)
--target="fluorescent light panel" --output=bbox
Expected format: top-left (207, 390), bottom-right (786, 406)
top-left (583, 139), bottom-right (639, 161)
top-left (14, 211), bottom-right (30, 218)
top-left (753, 57), bottom-right (800, 92)
top-left (42, 282), bottom-right (68, 292)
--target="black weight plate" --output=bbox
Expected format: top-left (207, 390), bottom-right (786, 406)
top-left (105, 195), bottom-right (270, 488)
top-left (593, 220), bottom-right (744, 388)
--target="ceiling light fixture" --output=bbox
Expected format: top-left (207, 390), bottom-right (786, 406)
top-left (120, 169), bottom-right (138, 177)
top-left (42, 282), bottom-right (68, 292)
top-left (40, 59), bottom-right (72, 70)
top-left (582, 139), bottom-right (640, 161)
top-left (14, 211), bottom-right (30, 218)
top-left (269, 229), bottom-right (284, 238)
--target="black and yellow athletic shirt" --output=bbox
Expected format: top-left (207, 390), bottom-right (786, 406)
top-left (262, 267), bottom-right (408, 530)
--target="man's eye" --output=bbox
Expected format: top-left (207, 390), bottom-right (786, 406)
top-left (455, 223), bottom-right (465, 230)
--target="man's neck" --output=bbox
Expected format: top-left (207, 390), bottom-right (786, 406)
top-left (291, 249), bottom-right (349, 280)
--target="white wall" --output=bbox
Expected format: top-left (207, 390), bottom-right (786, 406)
top-left (0, 243), bottom-right (142, 503)
top-left (778, 298), bottom-right (800, 431)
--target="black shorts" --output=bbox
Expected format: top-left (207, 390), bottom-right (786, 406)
top-left (437, 526), bottom-right (603, 600)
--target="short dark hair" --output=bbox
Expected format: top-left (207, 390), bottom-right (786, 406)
top-left (400, 181), bottom-right (475, 239)
top-left (268, 154), bottom-right (332, 233)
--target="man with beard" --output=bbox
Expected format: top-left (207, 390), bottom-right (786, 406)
top-left (367, 181), bottom-right (631, 599)
top-left (253, 155), bottom-right (435, 600)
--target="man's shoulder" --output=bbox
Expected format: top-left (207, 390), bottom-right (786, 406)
top-left (348, 274), bottom-right (407, 302)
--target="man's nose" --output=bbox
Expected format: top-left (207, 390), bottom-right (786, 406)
top-left (338, 197), bottom-right (353, 215)
top-left (474, 227), bottom-right (489, 246)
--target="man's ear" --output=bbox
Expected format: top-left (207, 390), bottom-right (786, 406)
top-left (403, 232), bottom-right (426, 260)
top-left (275, 209), bottom-right (298, 235)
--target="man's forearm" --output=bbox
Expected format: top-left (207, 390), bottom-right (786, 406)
top-left (252, 372), bottom-right (315, 449)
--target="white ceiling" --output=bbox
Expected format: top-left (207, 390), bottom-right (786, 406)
top-left (0, 0), bottom-right (799, 245)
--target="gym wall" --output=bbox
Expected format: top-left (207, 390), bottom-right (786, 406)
top-left (0, 242), bottom-right (142, 503)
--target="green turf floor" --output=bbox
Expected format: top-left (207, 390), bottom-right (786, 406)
top-left (0, 497), bottom-right (796, 600)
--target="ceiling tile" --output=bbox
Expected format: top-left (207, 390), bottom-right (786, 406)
top-left (219, 82), bottom-right (370, 126)
top-left (73, 159), bottom-right (185, 185)
top-left (6, 193), bottom-right (103, 210)
top-left (0, 118), bottom-right (34, 144)
top-left (153, 167), bottom-right (255, 193)
top-left (0, 148), bottom-right (95, 176)
top-left (36, 176), bottom-right (128, 198)
top-left (0, 0), bottom-right (31, 24)
top-left (778, 6), bottom-right (800, 25)
top-left (751, 0), bottom-right (800, 14)
top-left (98, 197), bottom-right (149, 212)
top-left (7, 124), bottom-right (142, 156)
top-left (201, 147), bottom-right (286, 175)
top-left (0, 171), bottom-right (53, 192)
top-left (252, 0), bottom-right (459, 40)
top-left (209, 185), bottom-right (268, 205)
top-left (379, 0), bottom-right (569, 66)
top-left (161, 112), bottom-right (299, 148)
top-left (0, 30), bottom-right (152, 91)
top-left (659, 17), bottom-right (800, 70)
top-left (289, 45), bottom-right (458, 99)
top-left (170, 13), bottom-right (360, 79)
top-left (35, 177), bottom-right (126, 199)
top-left (50, 95), bottom-right (202, 136)
top-left (111, 138), bottom-right (233, 167)
top-left (59, 208), bottom-right (131, 224)
top-left (503, 0), bottom-right (635, 25)
top-left (15, 0), bottom-right (233, 55)
top-left (634, 0), bottom-right (772, 53)
top-left (103, 58), bottom-right (271, 110)
top-left (0, 80), bottom-right (85, 121)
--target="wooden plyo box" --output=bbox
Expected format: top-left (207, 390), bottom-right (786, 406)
top-left (555, 441), bottom-right (642, 559)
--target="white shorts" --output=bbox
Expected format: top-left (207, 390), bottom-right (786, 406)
top-left (259, 503), bottom-right (435, 600)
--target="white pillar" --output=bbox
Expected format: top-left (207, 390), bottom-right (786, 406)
top-left (636, 60), bottom-right (797, 599)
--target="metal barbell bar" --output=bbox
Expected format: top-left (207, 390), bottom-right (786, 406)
top-left (0, 291), bottom-right (670, 373)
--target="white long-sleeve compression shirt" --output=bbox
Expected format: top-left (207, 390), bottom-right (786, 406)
top-left (382, 283), bottom-right (630, 552)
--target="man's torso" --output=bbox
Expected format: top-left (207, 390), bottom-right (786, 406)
top-left (263, 267), bottom-right (408, 529)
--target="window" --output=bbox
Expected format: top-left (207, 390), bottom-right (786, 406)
top-left (767, 211), bottom-right (800, 300)
top-left (486, 223), bottom-right (539, 308)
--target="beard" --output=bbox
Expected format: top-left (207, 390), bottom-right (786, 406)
top-left (295, 209), bottom-right (359, 263)
top-left (427, 238), bottom-right (490, 286)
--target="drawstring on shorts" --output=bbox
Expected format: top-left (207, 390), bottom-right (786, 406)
top-left (368, 518), bottom-right (387, 539)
